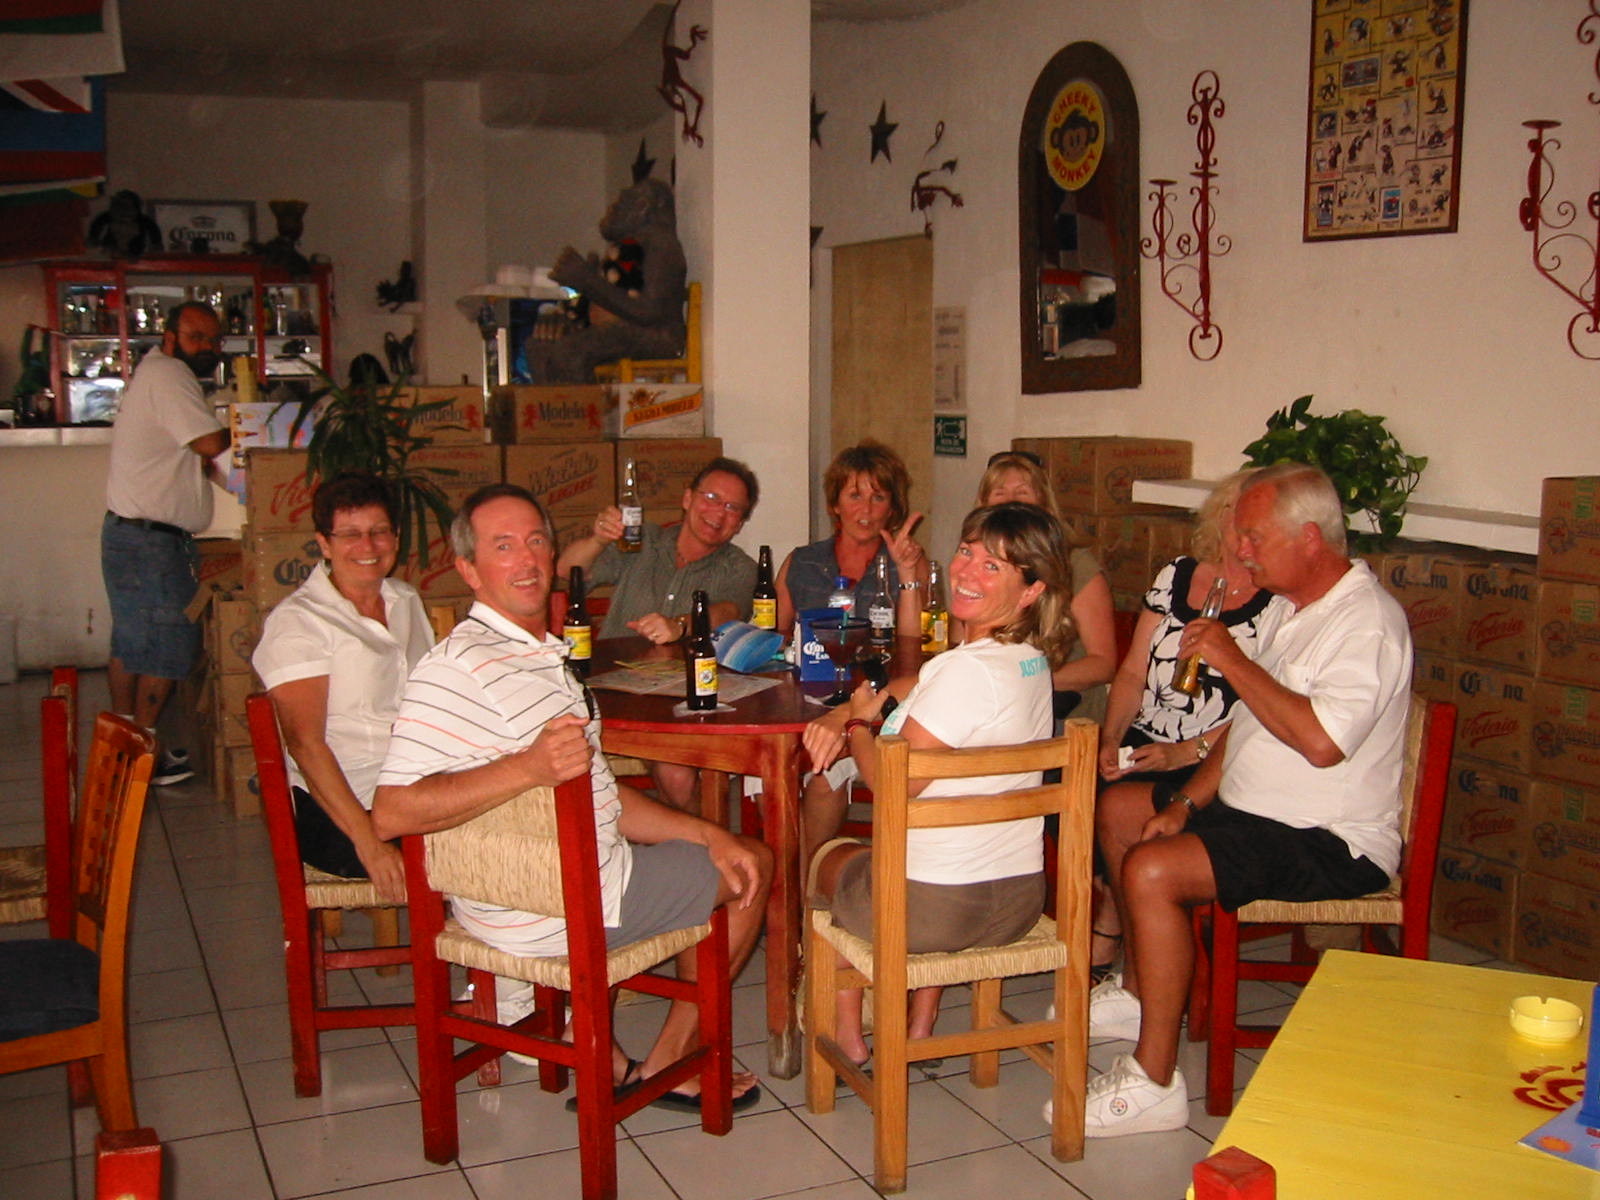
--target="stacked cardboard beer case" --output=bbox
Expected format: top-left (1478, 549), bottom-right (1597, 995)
top-left (1387, 476), bottom-right (1600, 977)
top-left (1009, 436), bottom-right (1194, 611)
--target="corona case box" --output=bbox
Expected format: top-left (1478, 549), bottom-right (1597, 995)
top-left (242, 528), bottom-right (322, 610)
top-left (1458, 560), bottom-right (1538, 671)
top-left (1378, 549), bottom-right (1477, 656)
top-left (1533, 579), bottom-right (1600, 688)
top-left (1011, 436), bottom-right (1192, 515)
top-left (1442, 755), bottom-right (1533, 868)
top-left (1448, 663), bottom-right (1533, 774)
top-left (1539, 476), bottom-right (1600, 584)
top-left (493, 385), bottom-right (614, 443)
top-left (1430, 846), bottom-right (1517, 958)
top-left (1411, 651), bottom-right (1454, 705)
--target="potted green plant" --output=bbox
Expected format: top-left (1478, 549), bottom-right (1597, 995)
top-left (280, 363), bottom-right (459, 564)
top-left (1241, 395), bottom-right (1426, 550)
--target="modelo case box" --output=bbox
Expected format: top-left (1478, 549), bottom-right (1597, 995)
top-left (396, 385), bottom-right (491, 446)
top-left (242, 527), bottom-right (322, 610)
top-left (1529, 681), bottom-right (1600, 789)
top-left (492, 385), bottom-right (614, 443)
top-left (1442, 755), bottom-right (1532, 868)
top-left (1431, 846), bottom-right (1517, 958)
top-left (504, 442), bottom-right (618, 517)
top-left (1533, 579), bottom-right (1600, 687)
top-left (408, 444), bottom-right (503, 510)
top-left (618, 438), bottom-right (723, 510)
top-left (1514, 871), bottom-right (1600, 978)
top-left (1011, 436), bottom-right (1192, 516)
top-left (1459, 560), bottom-right (1538, 671)
top-left (1525, 778), bottom-right (1600, 890)
top-left (243, 449), bottom-right (315, 534)
top-left (1538, 476), bottom-right (1600, 585)
top-left (606, 382), bottom-right (706, 439)
top-left (1449, 663), bottom-right (1533, 773)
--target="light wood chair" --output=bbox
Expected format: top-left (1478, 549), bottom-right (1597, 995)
top-left (246, 693), bottom-right (416, 1098)
top-left (0, 713), bottom-right (155, 1133)
top-left (592, 281), bottom-right (702, 383)
top-left (406, 775), bottom-right (734, 1200)
top-left (0, 668), bottom-right (79, 935)
top-left (1194, 695), bottom-right (1457, 1115)
top-left (805, 720), bottom-right (1098, 1193)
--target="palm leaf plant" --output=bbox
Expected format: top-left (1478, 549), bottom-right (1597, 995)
top-left (278, 362), bottom-right (460, 564)
top-left (1241, 395), bottom-right (1426, 551)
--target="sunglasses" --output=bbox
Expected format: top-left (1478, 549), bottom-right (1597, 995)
top-left (987, 449), bottom-right (1043, 469)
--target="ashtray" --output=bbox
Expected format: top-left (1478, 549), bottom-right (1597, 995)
top-left (1509, 995), bottom-right (1584, 1043)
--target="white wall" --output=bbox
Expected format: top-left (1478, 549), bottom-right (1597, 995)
top-left (812, 0), bottom-right (1595, 560)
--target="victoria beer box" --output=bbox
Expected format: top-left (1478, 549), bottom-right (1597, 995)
top-left (1513, 871), bottom-right (1600, 978)
top-left (1538, 475), bottom-right (1600, 585)
top-left (1011, 436), bottom-right (1192, 515)
top-left (1449, 663), bottom-right (1533, 774)
top-left (394, 534), bottom-right (469, 603)
top-left (1411, 651), bottom-right (1455, 705)
top-left (1524, 777), bottom-right (1600, 890)
top-left (618, 438), bottom-right (723, 510)
top-left (503, 442), bottom-right (618, 517)
top-left (492, 385), bottom-right (614, 443)
top-left (1442, 755), bottom-right (1533, 869)
top-left (1529, 681), bottom-right (1600, 789)
top-left (1430, 846), bottom-right (1518, 959)
top-left (194, 537), bottom-right (244, 594)
top-left (396, 385), bottom-right (491, 445)
top-left (243, 449), bottom-right (315, 534)
top-left (1533, 579), bottom-right (1600, 688)
top-left (1458, 560), bottom-right (1538, 671)
top-left (1378, 549), bottom-right (1477, 656)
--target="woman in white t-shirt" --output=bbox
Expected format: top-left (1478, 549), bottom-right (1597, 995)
top-left (251, 474), bottom-right (433, 902)
top-left (803, 502), bottom-right (1078, 1066)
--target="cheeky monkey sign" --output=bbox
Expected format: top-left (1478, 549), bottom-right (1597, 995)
top-left (1043, 81), bottom-right (1107, 192)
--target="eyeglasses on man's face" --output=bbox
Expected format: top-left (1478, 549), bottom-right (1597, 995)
top-left (694, 490), bottom-right (748, 518)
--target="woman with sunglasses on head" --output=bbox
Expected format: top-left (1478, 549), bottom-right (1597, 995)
top-left (252, 472), bottom-right (434, 901)
top-left (975, 451), bottom-right (1117, 724)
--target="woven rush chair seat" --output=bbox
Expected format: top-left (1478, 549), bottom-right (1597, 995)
top-left (805, 721), bottom-right (1098, 1194)
top-left (0, 846), bottom-right (47, 924)
top-left (301, 864), bottom-right (390, 911)
top-left (434, 917), bottom-right (710, 991)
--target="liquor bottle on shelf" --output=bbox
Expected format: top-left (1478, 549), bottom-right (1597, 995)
top-left (1172, 574), bottom-right (1229, 696)
top-left (922, 559), bottom-right (949, 654)
top-left (866, 557), bottom-right (894, 649)
top-left (684, 590), bottom-right (718, 711)
top-left (752, 545), bottom-right (777, 630)
top-left (619, 455), bottom-right (643, 554)
top-left (563, 566), bottom-right (593, 677)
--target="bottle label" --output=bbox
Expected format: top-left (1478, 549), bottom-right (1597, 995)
top-left (869, 603), bottom-right (894, 634)
top-left (752, 597), bottom-right (777, 630)
top-left (563, 624), bottom-right (592, 660)
top-left (924, 612), bottom-right (948, 653)
top-left (620, 505), bottom-right (644, 550)
top-left (692, 656), bottom-right (718, 697)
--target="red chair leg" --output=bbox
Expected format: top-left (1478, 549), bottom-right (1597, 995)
top-left (696, 908), bottom-right (733, 1135)
top-left (1187, 907), bottom-right (1211, 1042)
top-left (416, 951), bottom-right (460, 1165)
top-left (535, 984), bottom-right (568, 1093)
top-left (95, 1128), bottom-right (161, 1200)
top-left (1206, 905), bottom-right (1241, 1116)
top-left (286, 909), bottom-right (323, 1097)
top-left (473, 970), bottom-right (501, 1088)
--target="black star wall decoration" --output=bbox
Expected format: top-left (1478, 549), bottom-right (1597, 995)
top-left (869, 101), bottom-right (897, 163)
top-left (811, 94), bottom-right (827, 147)
top-left (631, 139), bottom-right (656, 183)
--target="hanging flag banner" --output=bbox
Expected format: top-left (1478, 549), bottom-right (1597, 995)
top-left (0, 1), bottom-right (122, 80)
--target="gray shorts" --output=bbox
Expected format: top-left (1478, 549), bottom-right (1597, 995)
top-left (605, 839), bottom-right (721, 949)
top-left (831, 852), bottom-right (1045, 954)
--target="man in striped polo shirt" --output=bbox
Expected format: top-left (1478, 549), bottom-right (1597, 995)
top-left (372, 483), bottom-right (770, 1110)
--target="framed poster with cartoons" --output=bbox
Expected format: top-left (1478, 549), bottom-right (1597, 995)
top-left (1304, 0), bottom-right (1467, 241)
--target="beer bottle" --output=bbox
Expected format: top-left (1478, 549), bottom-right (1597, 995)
top-left (922, 559), bottom-right (949, 653)
top-left (563, 566), bottom-right (592, 677)
top-left (752, 545), bottom-right (777, 630)
top-left (1173, 575), bottom-right (1229, 696)
top-left (619, 455), bottom-right (644, 554)
top-left (866, 556), bottom-right (894, 649)
top-left (685, 589), bottom-right (718, 711)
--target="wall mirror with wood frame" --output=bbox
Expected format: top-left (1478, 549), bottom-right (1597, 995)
top-left (1018, 41), bottom-right (1141, 393)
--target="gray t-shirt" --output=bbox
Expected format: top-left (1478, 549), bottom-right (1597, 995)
top-left (588, 520), bottom-right (756, 630)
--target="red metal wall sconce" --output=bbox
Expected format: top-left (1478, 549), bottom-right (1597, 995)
top-left (1142, 70), bottom-right (1229, 361)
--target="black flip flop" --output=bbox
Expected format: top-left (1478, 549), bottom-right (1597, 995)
top-left (650, 1083), bottom-right (763, 1113)
top-left (564, 1057), bottom-right (644, 1113)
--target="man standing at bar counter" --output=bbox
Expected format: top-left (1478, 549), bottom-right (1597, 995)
top-left (1079, 463), bottom-right (1411, 1137)
top-left (101, 301), bottom-right (229, 785)
top-left (557, 456), bottom-right (760, 812)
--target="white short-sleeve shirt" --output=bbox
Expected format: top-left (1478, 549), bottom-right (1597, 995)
top-left (105, 350), bottom-right (223, 532)
top-left (377, 602), bottom-right (628, 956)
top-left (1220, 560), bottom-right (1413, 875)
top-left (251, 564), bottom-right (433, 805)
top-left (879, 637), bottom-right (1053, 885)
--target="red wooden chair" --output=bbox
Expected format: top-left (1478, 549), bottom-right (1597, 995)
top-left (1194, 696), bottom-right (1456, 1115)
top-left (95, 1128), bottom-right (162, 1199)
top-left (0, 713), bottom-right (155, 1132)
top-left (246, 693), bottom-right (417, 1097)
top-left (0, 668), bottom-right (79, 935)
top-left (406, 773), bottom-right (734, 1200)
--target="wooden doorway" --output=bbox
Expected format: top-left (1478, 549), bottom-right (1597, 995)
top-left (831, 235), bottom-right (933, 516)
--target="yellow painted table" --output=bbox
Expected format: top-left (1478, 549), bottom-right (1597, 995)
top-left (1207, 950), bottom-right (1598, 1199)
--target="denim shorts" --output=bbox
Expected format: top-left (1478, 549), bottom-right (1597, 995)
top-left (101, 512), bottom-right (201, 679)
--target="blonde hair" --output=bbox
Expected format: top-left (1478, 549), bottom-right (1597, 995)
top-left (957, 503), bottom-right (1077, 670)
top-left (1191, 467), bottom-right (1261, 563)
top-left (975, 453), bottom-right (1062, 522)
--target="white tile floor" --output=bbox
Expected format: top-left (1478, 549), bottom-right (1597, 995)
top-left (0, 670), bottom-right (1539, 1198)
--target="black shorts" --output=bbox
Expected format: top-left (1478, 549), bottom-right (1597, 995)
top-left (1152, 782), bottom-right (1390, 913)
top-left (293, 786), bottom-right (372, 879)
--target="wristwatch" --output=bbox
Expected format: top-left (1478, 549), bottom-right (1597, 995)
top-left (1173, 791), bottom-right (1197, 815)
top-left (1195, 734), bottom-right (1211, 761)
top-left (897, 580), bottom-right (919, 591)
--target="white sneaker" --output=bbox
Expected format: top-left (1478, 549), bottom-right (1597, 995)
top-left (1079, 1053), bottom-right (1188, 1137)
top-left (151, 748), bottom-right (194, 786)
top-left (1088, 976), bottom-right (1141, 1041)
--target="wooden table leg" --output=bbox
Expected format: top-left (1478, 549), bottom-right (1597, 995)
top-left (757, 738), bottom-right (804, 1079)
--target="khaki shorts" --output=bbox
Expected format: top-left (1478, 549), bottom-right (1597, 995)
top-left (830, 852), bottom-right (1045, 955)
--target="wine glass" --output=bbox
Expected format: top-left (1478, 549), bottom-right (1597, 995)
top-left (810, 615), bottom-right (870, 707)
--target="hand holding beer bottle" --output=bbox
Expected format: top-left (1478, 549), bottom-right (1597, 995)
top-left (1172, 575), bottom-right (1228, 697)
